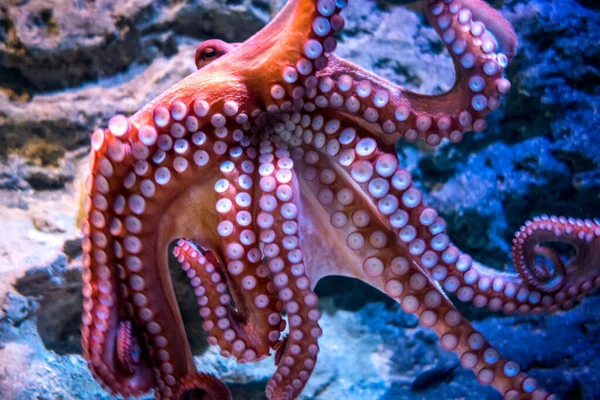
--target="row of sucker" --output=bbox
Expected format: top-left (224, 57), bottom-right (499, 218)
top-left (257, 0), bottom-right (347, 115)
top-left (254, 136), bottom-right (323, 400)
top-left (265, 0), bottom-right (512, 146)
top-left (210, 143), bottom-right (287, 360)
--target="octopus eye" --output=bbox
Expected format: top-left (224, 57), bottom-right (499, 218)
top-left (200, 47), bottom-right (217, 61)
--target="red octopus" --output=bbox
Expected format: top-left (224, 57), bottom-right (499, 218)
top-left (79, 0), bottom-right (600, 399)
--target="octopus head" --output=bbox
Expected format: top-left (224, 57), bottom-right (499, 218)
top-left (194, 39), bottom-right (239, 69)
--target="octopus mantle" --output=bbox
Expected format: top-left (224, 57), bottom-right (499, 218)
top-left (79, 1), bottom-right (600, 399)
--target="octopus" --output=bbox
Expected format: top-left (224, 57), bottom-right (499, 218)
top-left (79, 0), bottom-right (600, 399)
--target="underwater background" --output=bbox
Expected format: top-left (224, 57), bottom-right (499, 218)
top-left (0, 0), bottom-right (599, 399)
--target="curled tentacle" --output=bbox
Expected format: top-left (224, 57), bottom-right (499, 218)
top-left (512, 216), bottom-right (600, 295)
top-left (395, 211), bottom-right (600, 315)
top-left (432, 216), bottom-right (600, 316)
top-left (173, 372), bottom-right (232, 400)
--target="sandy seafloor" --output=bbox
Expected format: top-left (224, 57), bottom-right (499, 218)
top-left (1, 0), bottom-right (599, 399)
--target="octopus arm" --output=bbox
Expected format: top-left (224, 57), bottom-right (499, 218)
top-left (253, 136), bottom-right (323, 400)
top-left (81, 77), bottom-right (259, 398)
top-left (510, 218), bottom-right (600, 309)
top-left (408, 217), bottom-right (600, 315)
top-left (273, 112), bottom-right (594, 398)
top-left (172, 239), bottom-right (280, 363)
top-left (306, 0), bottom-right (513, 147)
top-left (81, 126), bottom-right (156, 397)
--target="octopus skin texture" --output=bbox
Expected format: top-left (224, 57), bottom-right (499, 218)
top-left (79, 0), bottom-right (600, 399)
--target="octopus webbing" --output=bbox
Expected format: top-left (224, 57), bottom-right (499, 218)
top-left (79, 0), bottom-right (600, 399)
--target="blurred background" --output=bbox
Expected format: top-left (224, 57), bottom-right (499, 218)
top-left (0, 0), bottom-right (599, 399)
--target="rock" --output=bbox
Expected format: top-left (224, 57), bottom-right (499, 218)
top-left (0, 0), bottom-right (144, 91)
top-left (62, 238), bottom-right (82, 259)
top-left (410, 362), bottom-right (460, 391)
top-left (0, 0), bottom-right (272, 92)
top-left (0, 291), bottom-right (37, 327)
top-left (0, 44), bottom-right (197, 153)
top-left (0, 153), bottom-right (76, 191)
top-left (337, 2), bottom-right (454, 95)
top-left (0, 155), bottom-right (30, 191)
top-left (10, 254), bottom-right (80, 353)
top-left (31, 213), bottom-right (66, 234)
top-left (0, 0), bottom-right (277, 156)
top-left (0, 0), bottom-right (275, 90)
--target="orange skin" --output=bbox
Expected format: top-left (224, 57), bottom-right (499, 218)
top-left (80, 1), bottom-right (599, 399)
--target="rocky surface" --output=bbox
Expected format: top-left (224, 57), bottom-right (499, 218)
top-left (1, 248), bottom-right (599, 399)
top-left (0, 0), bottom-right (272, 91)
top-left (0, 0), bottom-right (599, 399)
